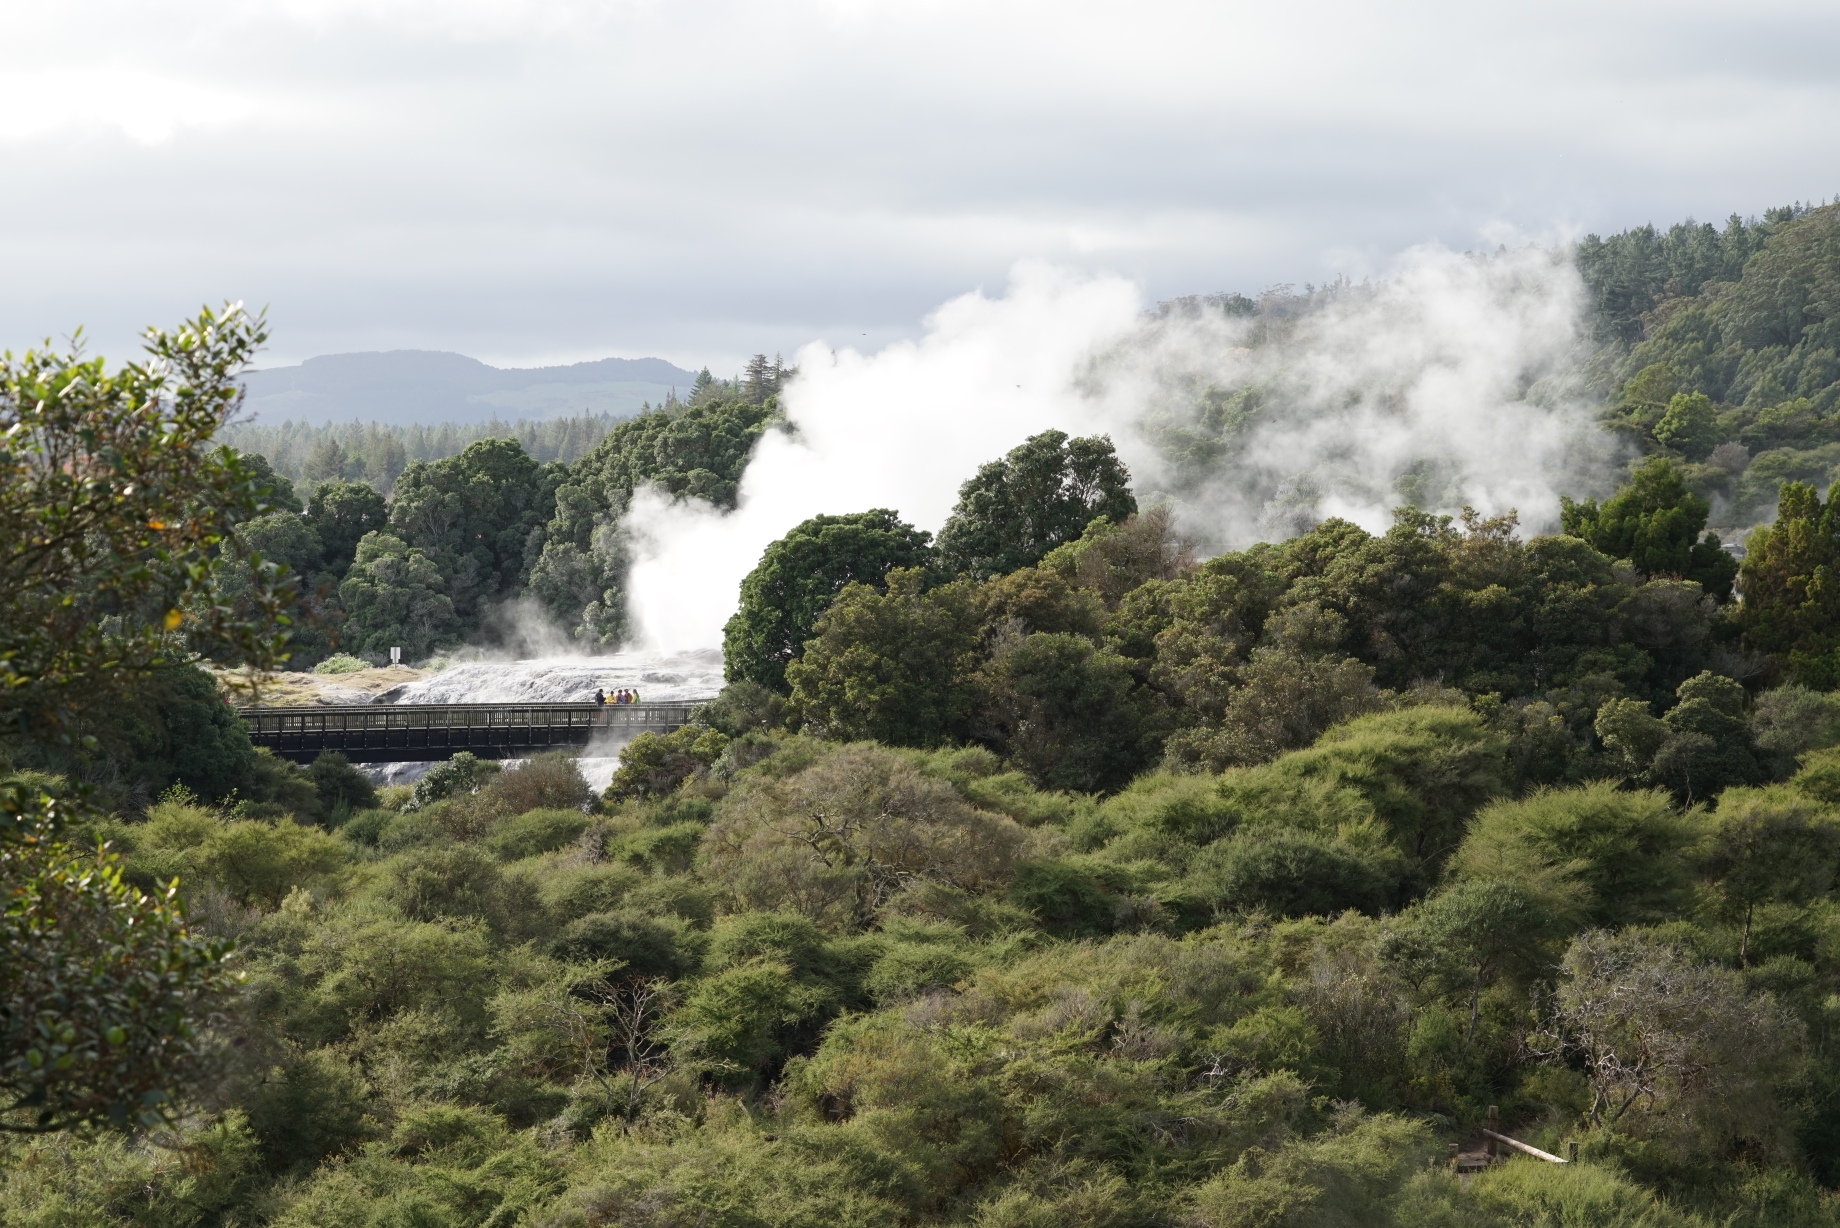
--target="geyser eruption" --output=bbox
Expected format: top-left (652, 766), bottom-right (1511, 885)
top-left (620, 262), bottom-right (1144, 653)
top-left (619, 246), bottom-right (1619, 655)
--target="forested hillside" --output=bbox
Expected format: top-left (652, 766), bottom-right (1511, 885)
top-left (213, 363), bottom-right (789, 667)
top-left (20, 213), bottom-right (1840, 1227)
top-left (213, 209), bottom-right (1840, 671)
top-left (220, 363), bottom-right (776, 500)
top-left (218, 414), bottom-right (625, 496)
top-left (1576, 202), bottom-right (1840, 529)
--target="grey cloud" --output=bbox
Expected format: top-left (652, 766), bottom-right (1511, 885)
top-left (0, 0), bottom-right (1836, 367)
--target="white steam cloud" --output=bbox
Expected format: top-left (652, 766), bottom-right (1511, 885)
top-left (621, 263), bottom-right (1144, 653)
top-left (621, 247), bottom-right (1621, 655)
top-left (1095, 244), bottom-right (1618, 548)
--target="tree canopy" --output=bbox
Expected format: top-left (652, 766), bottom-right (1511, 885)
top-left (934, 429), bottom-right (1137, 580)
top-left (1738, 479), bottom-right (1840, 686)
top-left (723, 510), bottom-right (935, 693)
top-left (1560, 457), bottom-right (1737, 600)
top-left (1587, 204), bottom-right (1840, 528)
top-left (0, 306), bottom-right (284, 1132)
top-left (385, 437), bottom-right (557, 623)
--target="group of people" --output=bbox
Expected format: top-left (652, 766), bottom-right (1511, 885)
top-left (594, 687), bottom-right (641, 706)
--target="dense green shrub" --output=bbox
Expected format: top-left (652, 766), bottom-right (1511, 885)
top-left (551, 909), bottom-right (700, 979)
top-left (1009, 859), bottom-right (1118, 937)
top-left (1447, 783), bottom-right (1702, 929)
top-left (676, 958), bottom-right (839, 1076)
top-left (606, 820), bottom-right (707, 874)
top-left (604, 725), bottom-right (728, 801)
top-left (307, 751), bottom-right (377, 823)
top-left (702, 743), bottom-right (1026, 930)
top-left (385, 843), bottom-right (508, 925)
top-left (488, 752), bottom-right (593, 814)
top-left (243, 1048), bottom-right (372, 1173)
top-left (539, 861), bottom-right (644, 922)
top-left (487, 807), bottom-right (593, 861)
top-left (405, 751), bottom-right (500, 811)
top-left (1187, 826), bottom-right (1392, 918)
top-left (1186, 1109), bottom-right (1435, 1228)
top-left (0, 1112), bottom-right (264, 1227)
top-left (113, 799), bottom-right (348, 906)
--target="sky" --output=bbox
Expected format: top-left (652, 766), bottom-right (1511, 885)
top-left (2, 0), bottom-right (1836, 373)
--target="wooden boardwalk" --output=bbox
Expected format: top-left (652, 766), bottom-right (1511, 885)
top-left (238, 702), bottom-right (697, 763)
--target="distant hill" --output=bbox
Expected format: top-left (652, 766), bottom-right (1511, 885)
top-left (240, 350), bottom-right (698, 425)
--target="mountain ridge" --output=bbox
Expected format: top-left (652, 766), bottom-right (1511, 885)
top-left (241, 349), bottom-right (698, 424)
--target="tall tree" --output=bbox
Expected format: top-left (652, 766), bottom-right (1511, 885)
top-left (934, 430), bottom-right (1137, 581)
top-left (305, 479), bottom-right (388, 577)
top-left (1561, 457), bottom-right (1738, 601)
top-left (0, 305), bottom-right (281, 1131)
top-left (238, 451), bottom-right (300, 513)
top-left (301, 436), bottom-right (351, 486)
top-left (741, 353), bottom-right (789, 405)
top-left (723, 510), bottom-right (934, 693)
top-left (1737, 480), bottom-right (1840, 686)
top-left (337, 532), bottom-right (461, 662)
top-left (387, 437), bottom-right (558, 623)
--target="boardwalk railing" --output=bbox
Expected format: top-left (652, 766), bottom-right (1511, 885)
top-left (1450, 1106), bottom-right (1575, 1183)
top-left (238, 703), bottom-right (697, 763)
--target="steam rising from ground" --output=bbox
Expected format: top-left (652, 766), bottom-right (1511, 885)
top-left (622, 264), bottom-right (1142, 652)
top-left (356, 647), bottom-right (724, 791)
top-left (622, 247), bottom-right (1622, 654)
top-left (1103, 245), bottom-right (1618, 550)
top-left (389, 648), bottom-right (723, 705)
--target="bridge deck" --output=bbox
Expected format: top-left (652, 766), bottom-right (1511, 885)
top-left (239, 702), bottom-right (696, 763)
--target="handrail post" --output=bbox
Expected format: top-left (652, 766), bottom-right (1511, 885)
top-left (1481, 1128), bottom-right (1571, 1165)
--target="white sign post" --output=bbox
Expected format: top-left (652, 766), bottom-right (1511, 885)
top-left (390, 646), bottom-right (402, 666)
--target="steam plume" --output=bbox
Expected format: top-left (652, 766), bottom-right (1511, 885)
top-left (1095, 243), bottom-right (1618, 550)
top-left (621, 263), bottom-right (1143, 652)
top-left (622, 247), bottom-right (1621, 655)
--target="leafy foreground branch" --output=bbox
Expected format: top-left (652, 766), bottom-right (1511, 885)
top-left (1, 781), bottom-right (236, 1132)
top-left (1, 306), bottom-right (286, 1134)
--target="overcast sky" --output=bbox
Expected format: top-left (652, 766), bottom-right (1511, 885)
top-left (2, 0), bottom-right (1835, 372)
